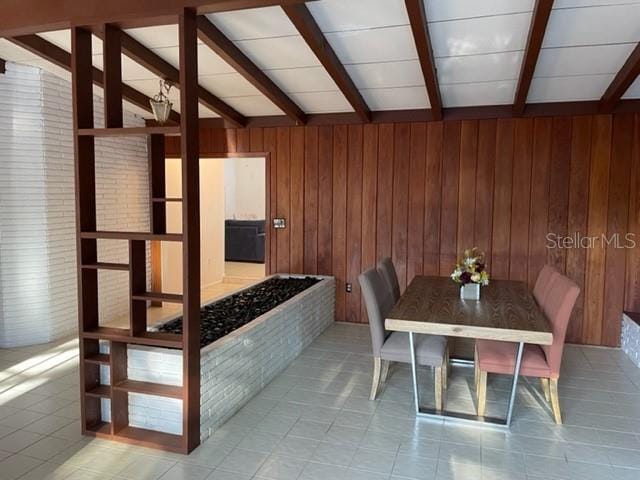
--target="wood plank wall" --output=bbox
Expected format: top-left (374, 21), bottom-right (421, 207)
top-left (166, 113), bottom-right (640, 347)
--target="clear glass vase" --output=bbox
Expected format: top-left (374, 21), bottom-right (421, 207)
top-left (460, 283), bottom-right (480, 300)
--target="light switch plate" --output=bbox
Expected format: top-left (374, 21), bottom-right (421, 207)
top-left (272, 218), bottom-right (286, 229)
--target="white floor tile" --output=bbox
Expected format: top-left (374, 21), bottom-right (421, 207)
top-left (1, 323), bottom-right (640, 480)
top-left (0, 453), bottom-right (44, 479)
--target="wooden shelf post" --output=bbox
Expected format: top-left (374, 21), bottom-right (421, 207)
top-left (72, 26), bottom-right (103, 434)
top-left (179, 6), bottom-right (201, 453)
top-left (149, 134), bottom-right (166, 306)
top-left (129, 240), bottom-right (147, 336)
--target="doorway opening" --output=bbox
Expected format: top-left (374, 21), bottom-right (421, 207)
top-left (155, 156), bottom-right (267, 323)
top-left (221, 157), bottom-right (267, 285)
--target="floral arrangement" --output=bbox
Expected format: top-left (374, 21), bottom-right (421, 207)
top-left (451, 247), bottom-right (490, 286)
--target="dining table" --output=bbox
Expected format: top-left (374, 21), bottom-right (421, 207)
top-left (385, 276), bottom-right (553, 428)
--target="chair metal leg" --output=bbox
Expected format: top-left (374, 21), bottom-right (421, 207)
top-left (434, 365), bottom-right (443, 411)
top-left (505, 342), bottom-right (525, 427)
top-left (409, 332), bottom-right (420, 414)
top-left (370, 357), bottom-right (382, 400)
top-left (549, 378), bottom-right (562, 424)
top-left (442, 351), bottom-right (448, 390)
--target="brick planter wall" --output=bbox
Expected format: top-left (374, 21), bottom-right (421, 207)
top-left (106, 275), bottom-right (335, 437)
top-left (622, 312), bottom-right (640, 368)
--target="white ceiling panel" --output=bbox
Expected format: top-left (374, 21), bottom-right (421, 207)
top-left (119, 56), bottom-right (158, 81)
top-left (424, 0), bottom-right (534, 22)
top-left (38, 30), bottom-right (71, 51)
top-left (360, 86), bottom-right (430, 110)
top-left (235, 36), bottom-right (320, 70)
top-left (265, 66), bottom-right (339, 93)
top-left (38, 30), bottom-right (105, 54)
top-left (527, 74), bottom-right (614, 102)
top-left (307, 0), bottom-right (409, 32)
top-left (429, 12), bottom-right (532, 57)
top-left (543, 4), bottom-right (640, 48)
top-left (121, 55), bottom-right (158, 81)
top-left (534, 44), bottom-right (637, 78)
top-left (623, 76), bottom-right (640, 99)
top-left (220, 95), bottom-right (284, 116)
top-left (553, 0), bottom-right (640, 8)
top-left (197, 47), bottom-right (238, 76)
top-left (207, 6), bottom-right (298, 41)
top-left (90, 54), bottom-right (157, 81)
top-left (0, 40), bottom-right (43, 62)
top-left (441, 80), bottom-right (516, 107)
top-left (325, 26), bottom-right (417, 64)
top-left (287, 90), bottom-right (352, 113)
top-left (2, 2), bottom-right (638, 116)
top-left (125, 25), bottom-right (182, 49)
top-left (143, 45), bottom-right (236, 75)
top-left (198, 105), bottom-right (219, 118)
top-left (346, 60), bottom-right (424, 89)
top-left (436, 51), bottom-right (522, 84)
top-left (198, 73), bottom-right (263, 98)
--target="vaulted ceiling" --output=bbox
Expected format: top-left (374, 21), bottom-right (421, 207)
top-left (0, 0), bottom-right (639, 124)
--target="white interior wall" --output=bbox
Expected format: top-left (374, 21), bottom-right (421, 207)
top-left (0, 61), bottom-right (150, 347)
top-left (224, 157), bottom-right (266, 221)
top-left (162, 158), bottom-right (225, 294)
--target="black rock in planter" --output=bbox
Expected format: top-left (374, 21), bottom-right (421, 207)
top-left (158, 276), bottom-right (321, 347)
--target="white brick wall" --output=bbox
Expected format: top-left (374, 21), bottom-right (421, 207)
top-left (120, 276), bottom-right (335, 437)
top-left (0, 62), bottom-right (150, 347)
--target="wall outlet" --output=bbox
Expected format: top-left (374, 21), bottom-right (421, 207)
top-left (346, 282), bottom-right (352, 293)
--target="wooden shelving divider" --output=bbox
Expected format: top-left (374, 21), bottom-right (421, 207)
top-left (72, 10), bottom-right (201, 454)
top-left (77, 126), bottom-right (181, 137)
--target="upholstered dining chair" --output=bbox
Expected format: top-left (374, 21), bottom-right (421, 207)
top-left (377, 257), bottom-right (401, 302)
top-left (359, 267), bottom-right (448, 409)
top-left (474, 272), bottom-right (580, 423)
top-left (533, 264), bottom-right (560, 305)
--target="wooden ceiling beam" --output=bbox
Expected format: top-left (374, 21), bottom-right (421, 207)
top-left (171, 99), bottom-right (640, 130)
top-left (282, 4), bottom-right (371, 122)
top-left (196, 15), bottom-right (306, 125)
top-left (0, 0), bottom-right (315, 37)
top-left (8, 34), bottom-right (181, 123)
top-left (513, 0), bottom-right (554, 116)
top-left (96, 27), bottom-right (246, 127)
top-left (599, 43), bottom-right (640, 113)
top-left (404, 0), bottom-right (442, 121)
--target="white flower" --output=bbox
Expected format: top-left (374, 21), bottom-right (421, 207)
top-left (471, 273), bottom-right (481, 283)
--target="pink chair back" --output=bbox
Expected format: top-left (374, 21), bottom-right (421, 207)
top-left (533, 264), bottom-right (560, 305)
top-left (540, 274), bottom-right (580, 378)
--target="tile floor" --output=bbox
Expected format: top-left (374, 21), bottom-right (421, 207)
top-left (223, 262), bottom-right (266, 283)
top-left (1, 323), bottom-right (640, 479)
